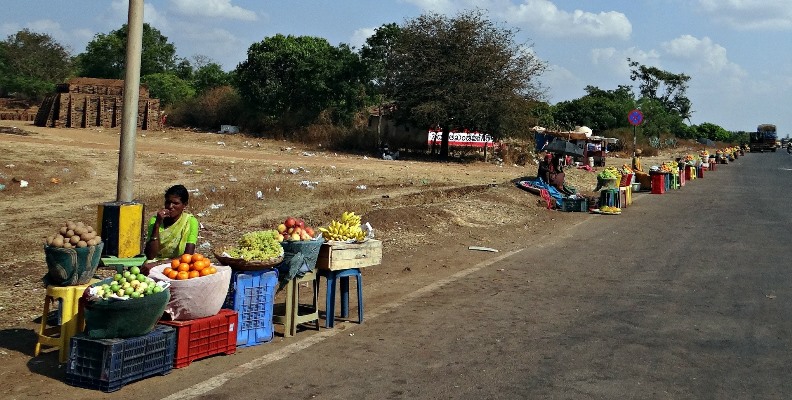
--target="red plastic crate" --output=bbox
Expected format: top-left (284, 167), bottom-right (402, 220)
top-left (158, 309), bottom-right (238, 368)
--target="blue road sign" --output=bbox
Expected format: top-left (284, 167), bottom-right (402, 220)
top-left (628, 109), bottom-right (644, 126)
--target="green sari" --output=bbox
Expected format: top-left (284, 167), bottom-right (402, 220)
top-left (148, 212), bottom-right (199, 260)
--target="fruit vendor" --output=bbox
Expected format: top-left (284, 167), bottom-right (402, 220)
top-left (143, 184), bottom-right (200, 266)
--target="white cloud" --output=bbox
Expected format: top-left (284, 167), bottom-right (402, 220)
top-left (539, 64), bottom-right (583, 103)
top-left (591, 46), bottom-right (660, 78)
top-left (402, 0), bottom-right (631, 39)
top-left (697, 0), bottom-right (792, 30)
top-left (174, 25), bottom-right (247, 69)
top-left (502, 0), bottom-right (631, 40)
top-left (109, 0), bottom-right (169, 29)
top-left (170, 0), bottom-right (257, 21)
top-left (661, 35), bottom-right (745, 77)
top-left (349, 27), bottom-right (376, 50)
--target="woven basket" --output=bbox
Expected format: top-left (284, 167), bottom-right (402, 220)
top-left (213, 249), bottom-right (283, 271)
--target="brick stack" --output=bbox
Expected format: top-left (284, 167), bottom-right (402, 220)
top-left (0, 99), bottom-right (38, 121)
top-left (34, 78), bottom-right (160, 130)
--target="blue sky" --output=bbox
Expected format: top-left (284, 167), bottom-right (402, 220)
top-left (2, 0), bottom-right (792, 134)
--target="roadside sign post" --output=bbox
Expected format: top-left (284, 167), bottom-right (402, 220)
top-left (628, 109), bottom-right (644, 158)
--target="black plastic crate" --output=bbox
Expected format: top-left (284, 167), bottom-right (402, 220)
top-left (561, 197), bottom-right (588, 212)
top-left (65, 325), bottom-right (176, 392)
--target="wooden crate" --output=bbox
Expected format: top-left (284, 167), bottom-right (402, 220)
top-left (316, 240), bottom-right (382, 271)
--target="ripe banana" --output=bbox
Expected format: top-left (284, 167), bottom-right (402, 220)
top-left (319, 211), bottom-right (367, 241)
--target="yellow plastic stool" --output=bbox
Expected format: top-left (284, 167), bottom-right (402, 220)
top-left (273, 270), bottom-right (319, 337)
top-left (34, 280), bottom-right (97, 363)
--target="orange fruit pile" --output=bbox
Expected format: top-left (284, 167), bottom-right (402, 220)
top-left (162, 253), bottom-right (217, 280)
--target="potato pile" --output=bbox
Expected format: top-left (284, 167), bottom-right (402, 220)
top-left (45, 221), bottom-right (102, 249)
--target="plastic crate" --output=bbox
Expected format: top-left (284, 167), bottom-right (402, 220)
top-left (223, 269), bottom-right (278, 347)
top-left (65, 325), bottom-right (175, 393)
top-left (158, 309), bottom-right (238, 368)
top-left (561, 197), bottom-right (588, 212)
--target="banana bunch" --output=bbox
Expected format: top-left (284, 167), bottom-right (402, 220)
top-left (340, 211), bottom-right (361, 227)
top-left (319, 212), bottom-right (367, 242)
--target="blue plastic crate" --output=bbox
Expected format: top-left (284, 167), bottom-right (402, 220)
top-left (65, 325), bottom-right (175, 392)
top-left (223, 269), bottom-right (278, 347)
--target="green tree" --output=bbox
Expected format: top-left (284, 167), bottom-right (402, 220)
top-left (628, 58), bottom-right (691, 120)
top-left (552, 85), bottom-right (635, 132)
top-left (192, 62), bottom-right (231, 95)
top-left (78, 23), bottom-right (177, 79)
top-left (142, 73), bottom-right (195, 107)
top-left (0, 29), bottom-right (73, 100)
top-left (387, 10), bottom-right (547, 157)
top-left (360, 23), bottom-right (401, 99)
top-left (234, 34), bottom-right (368, 130)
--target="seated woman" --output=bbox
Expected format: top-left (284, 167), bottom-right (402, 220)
top-left (143, 184), bottom-right (199, 270)
top-left (537, 153), bottom-right (553, 183)
top-left (548, 156), bottom-right (575, 196)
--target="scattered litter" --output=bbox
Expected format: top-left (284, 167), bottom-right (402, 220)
top-left (209, 203), bottom-right (224, 210)
top-left (281, 147), bottom-right (293, 151)
top-left (468, 246), bottom-right (499, 253)
top-left (216, 141), bottom-right (226, 146)
top-left (363, 156), bottom-right (369, 160)
top-left (349, 333), bottom-right (355, 337)
top-left (219, 125), bottom-right (239, 134)
top-left (302, 152), bottom-right (315, 157)
top-left (497, 268), bottom-right (505, 272)
top-left (256, 190), bottom-right (264, 200)
top-left (289, 168), bottom-right (299, 174)
top-left (182, 160), bottom-right (193, 166)
top-left (50, 178), bottom-right (60, 184)
top-left (0, 184), bottom-right (5, 191)
top-left (228, 176), bottom-right (238, 182)
top-left (188, 189), bottom-right (200, 194)
top-left (4, 164), bottom-right (15, 168)
top-left (197, 242), bottom-right (212, 251)
top-left (766, 293), bottom-right (777, 299)
top-left (62, 168), bottom-right (70, 173)
top-left (330, 165), bottom-right (336, 169)
top-left (275, 187), bottom-right (280, 192)
top-left (299, 180), bottom-right (319, 189)
top-left (196, 212), bottom-right (206, 217)
top-left (19, 180), bottom-right (28, 188)
top-left (356, 185), bottom-right (367, 190)
top-left (194, 170), bottom-right (203, 174)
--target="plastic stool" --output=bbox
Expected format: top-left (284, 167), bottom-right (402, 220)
top-left (272, 270), bottom-right (319, 337)
top-left (318, 269), bottom-right (364, 328)
top-left (100, 255), bottom-right (147, 272)
top-left (35, 280), bottom-right (98, 363)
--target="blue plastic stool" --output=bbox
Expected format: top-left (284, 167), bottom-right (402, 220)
top-left (318, 269), bottom-right (363, 328)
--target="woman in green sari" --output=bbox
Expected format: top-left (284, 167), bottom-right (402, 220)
top-left (144, 184), bottom-right (199, 262)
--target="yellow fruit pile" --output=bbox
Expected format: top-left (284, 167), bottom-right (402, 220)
top-left (318, 211), bottom-right (367, 242)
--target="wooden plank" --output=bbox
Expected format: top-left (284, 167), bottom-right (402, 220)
top-left (316, 239), bottom-right (382, 271)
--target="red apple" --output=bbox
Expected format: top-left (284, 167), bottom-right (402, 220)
top-left (304, 226), bottom-right (315, 237)
top-left (295, 219), bottom-right (305, 228)
top-left (284, 216), bottom-right (297, 228)
top-left (300, 232), bottom-right (311, 241)
top-left (292, 227), bottom-right (302, 236)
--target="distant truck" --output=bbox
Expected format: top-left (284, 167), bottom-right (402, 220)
top-left (750, 124), bottom-right (778, 152)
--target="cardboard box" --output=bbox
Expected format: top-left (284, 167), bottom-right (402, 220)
top-left (316, 239), bottom-right (382, 271)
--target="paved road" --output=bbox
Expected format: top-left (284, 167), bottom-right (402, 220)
top-left (160, 152), bottom-right (792, 400)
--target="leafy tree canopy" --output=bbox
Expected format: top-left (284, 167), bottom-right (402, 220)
top-left (552, 85), bottom-right (635, 132)
top-left (628, 58), bottom-right (692, 121)
top-left (142, 72), bottom-right (195, 107)
top-left (78, 23), bottom-right (177, 79)
top-left (234, 34), bottom-right (367, 129)
top-left (0, 29), bottom-right (73, 100)
top-left (386, 10), bottom-right (547, 155)
top-left (360, 23), bottom-right (401, 98)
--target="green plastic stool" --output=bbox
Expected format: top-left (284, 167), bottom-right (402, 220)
top-left (273, 270), bottom-right (320, 337)
top-left (100, 255), bottom-right (147, 273)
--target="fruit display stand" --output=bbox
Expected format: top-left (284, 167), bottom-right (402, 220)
top-left (158, 309), bottom-right (238, 368)
top-left (316, 240), bottom-right (383, 271)
top-left (65, 325), bottom-right (176, 392)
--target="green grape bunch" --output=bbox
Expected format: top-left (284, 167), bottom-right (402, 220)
top-left (227, 230), bottom-right (284, 261)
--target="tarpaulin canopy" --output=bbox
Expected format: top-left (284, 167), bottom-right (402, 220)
top-left (544, 139), bottom-right (584, 157)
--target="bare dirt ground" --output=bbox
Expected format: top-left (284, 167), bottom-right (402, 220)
top-left (0, 120), bottom-right (698, 396)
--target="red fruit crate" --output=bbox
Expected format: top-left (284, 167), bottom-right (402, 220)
top-left (158, 309), bottom-right (238, 368)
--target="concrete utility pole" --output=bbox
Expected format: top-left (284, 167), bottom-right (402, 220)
top-left (117, 0), bottom-right (144, 202)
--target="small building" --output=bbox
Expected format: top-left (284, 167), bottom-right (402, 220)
top-left (34, 78), bottom-right (161, 130)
